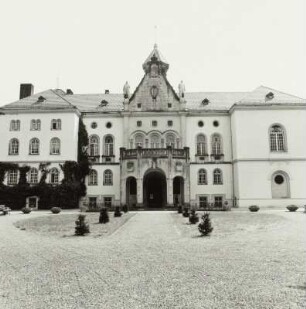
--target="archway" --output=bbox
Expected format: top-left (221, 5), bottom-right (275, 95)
top-left (173, 176), bottom-right (184, 206)
top-left (126, 177), bottom-right (137, 207)
top-left (143, 170), bottom-right (167, 208)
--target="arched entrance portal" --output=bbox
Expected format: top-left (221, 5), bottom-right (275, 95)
top-left (143, 170), bottom-right (167, 208)
top-left (126, 177), bottom-right (137, 207)
top-left (173, 176), bottom-right (184, 206)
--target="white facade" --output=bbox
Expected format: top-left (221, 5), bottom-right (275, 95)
top-left (1, 46), bottom-right (305, 209)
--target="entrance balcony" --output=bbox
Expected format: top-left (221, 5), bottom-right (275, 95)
top-left (120, 146), bottom-right (190, 161)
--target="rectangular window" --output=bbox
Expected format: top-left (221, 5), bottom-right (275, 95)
top-left (137, 121), bottom-right (142, 127)
top-left (168, 103), bottom-right (172, 108)
top-left (214, 196), bottom-right (223, 208)
top-left (167, 120), bottom-right (173, 127)
top-left (104, 197), bottom-right (112, 208)
top-left (199, 196), bottom-right (208, 208)
top-left (10, 120), bottom-right (20, 131)
top-left (152, 120), bottom-right (157, 127)
top-left (137, 103), bottom-right (141, 108)
top-left (89, 197), bottom-right (97, 209)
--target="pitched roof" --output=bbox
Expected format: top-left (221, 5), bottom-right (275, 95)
top-left (1, 89), bottom-right (76, 111)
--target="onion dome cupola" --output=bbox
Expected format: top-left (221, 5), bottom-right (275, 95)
top-left (142, 44), bottom-right (169, 76)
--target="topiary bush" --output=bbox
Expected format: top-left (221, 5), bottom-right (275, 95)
top-left (182, 207), bottom-right (189, 217)
top-left (286, 205), bottom-right (299, 212)
top-left (99, 208), bottom-right (109, 224)
top-left (122, 205), bottom-right (128, 213)
top-left (51, 207), bottom-right (61, 214)
top-left (198, 212), bottom-right (213, 236)
top-left (75, 214), bottom-right (90, 236)
top-left (249, 205), bottom-right (260, 212)
top-left (114, 206), bottom-right (122, 217)
top-left (21, 207), bottom-right (31, 214)
top-left (189, 209), bottom-right (199, 224)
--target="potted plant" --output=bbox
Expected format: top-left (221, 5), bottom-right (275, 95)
top-left (249, 205), bottom-right (259, 212)
top-left (21, 207), bottom-right (32, 214)
top-left (286, 205), bottom-right (299, 212)
top-left (51, 207), bottom-right (61, 214)
top-left (189, 209), bottom-right (199, 224)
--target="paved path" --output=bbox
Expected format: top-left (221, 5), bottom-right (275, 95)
top-left (0, 210), bottom-right (305, 309)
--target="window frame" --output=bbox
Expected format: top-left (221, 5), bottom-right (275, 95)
top-left (213, 169), bottom-right (223, 185)
top-left (198, 169), bottom-right (207, 185)
top-left (103, 169), bottom-right (113, 186)
top-left (50, 137), bottom-right (61, 155)
top-left (29, 138), bottom-right (40, 155)
top-left (9, 138), bottom-right (19, 155)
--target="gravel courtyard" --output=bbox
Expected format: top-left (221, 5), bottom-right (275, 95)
top-left (0, 210), bottom-right (305, 309)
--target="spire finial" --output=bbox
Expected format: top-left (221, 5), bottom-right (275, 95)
top-left (154, 25), bottom-right (158, 48)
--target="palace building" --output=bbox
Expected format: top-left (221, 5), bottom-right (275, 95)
top-left (1, 45), bottom-right (306, 209)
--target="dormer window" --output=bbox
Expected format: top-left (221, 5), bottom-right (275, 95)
top-left (265, 92), bottom-right (274, 101)
top-left (37, 96), bottom-right (46, 103)
top-left (100, 100), bottom-right (108, 107)
top-left (202, 98), bottom-right (210, 105)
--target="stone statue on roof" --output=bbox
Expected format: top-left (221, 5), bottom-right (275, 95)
top-left (123, 81), bottom-right (130, 99)
top-left (178, 80), bottom-right (185, 98)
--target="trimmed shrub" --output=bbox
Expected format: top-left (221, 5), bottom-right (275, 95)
top-left (177, 205), bottom-right (182, 214)
top-left (114, 206), bottom-right (122, 217)
top-left (75, 214), bottom-right (90, 236)
top-left (122, 205), bottom-right (128, 213)
top-left (51, 207), bottom-right (61, 214)
top-left (198, 212), bottom-right (213, 236)
top-left (286, 205), bottom-right (299, 212)
top-left (21, 207), bottom-right (31, 214)
top-left (189, 209), bottom-right (199, 224)
top-left (182, 207), bottom-right (189, 217)
top-left (99, 208), bottom-right (109, 224)
top-left (249, 205), bottom-right (260, 212)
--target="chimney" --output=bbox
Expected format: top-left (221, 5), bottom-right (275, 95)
top-left (20, 83), bottom-right (34, 99)
top-left (105, 89), bottom-right (110, 94)
top-left (66, 89), bottom-right (73, 95)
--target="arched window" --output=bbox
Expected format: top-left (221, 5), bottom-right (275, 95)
top-left (9, 138), bottom-right (19, 155)
top-left (198, 169), bottom-right (207, 185)
top-left (31, 119), bottom-right (41, 130)
top-left (196, 134), bottom-right (207, 155)
top-left (7, 170), bottom-right (18, 185)
top-left (29, 168), bottom-right (38, 184)
top-left (213, 169), bottom-right (223, 185)
top-left (134, 134), bottom-right (144, 148)
top-left (50, 138), bottom-right (61, 155)
top-left (89, 135), bottom-right (100, 156)
top-left (271, 171), bottom-right (290, 198)
top-left (50, 168), bottom-right (59, 184)
top-left (166, 133), bottom-right (176, 148)
top-left (51, 119), bottom-right (61, 130)
top-left (103, 169), bottom-right (113, 185)
top-left (88, 169), bottom-right (98, 186)
top-left (10, 120), bottom-right (20, 131)
top-left (211, 134), bottom-right (222, 155)
top-left (29, 138), bottom-right (40, 155)
top-left (104, 135), bottom-right (114, 156)
top-left (269, 125), bottom-right (286, 152)
top-left (150, 133), bottom-right (161, 148)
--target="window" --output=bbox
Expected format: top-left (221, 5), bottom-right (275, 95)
top-left (213, 169), bottom-right (223, 185)
top-left (198, 121), bottom-right (204, 127)
top-left (137, 121), bottom-right (142, 127)
top-left (152, 120), bottom-right (157, 127)
top-left (51, 119), bottom-right (61, 130)
top-left (91, 122), bottom-right (97, 129)
top-left (214, 196), bottom-right (223, 208)
top-left (137, 103), bottom-right (141, 108)
top-left (213, 120), bottom-right (219, 127)
top-left (198, 169), bottom-right (207, 185)
top-left (104, 197), bottom-right (112, 208)
top-left (135, 134), bottom-right (144, 148)
top-left (196, 134), bottom-right (207, 155)
top-left (168, 103), bottom-right (172, 108)
top-left (29, 138), bottom-right (40, 155)
top-left (167, 120), bottom-right (173, 127)
top-left (50, 168), bottom-right (59, 184)
top-left (88, 170), bottom-right (98, 186)
top-left (31, 119), bottom-right (41, 131)
top-left (104, 135), bottom-right (114, 156)
top-left (9, 138), bottom-right (19, 155)
top-left (103, 170), bottom-right (113, 185)
top-left (50, 138), bottom-right (61, 155)
top-left (106, 122), bottom-right (112, 129)
top-left (10, 120), bottom-right (20, 131)
top-left (166, 133), bottom-right (175, 147)
top-left (29, 168), bottom-right (38, 184)
top-left (8, 170), bottom-right (18, 185)
top-left (89, 135), bottom-right (100, 156)
top-left (150, 133), bottom-right (160, 148)
top-left (211, 134), bottom-right (222, 155)
top-left (199, 196), bottom-right (208, 208)
top-left (270, 125), bottom-right (286, 152)
top-left (89, 197), bottom-right (97, 209)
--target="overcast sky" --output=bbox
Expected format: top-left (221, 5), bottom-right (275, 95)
top-left (0, 0), bottom-right (305, 105)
